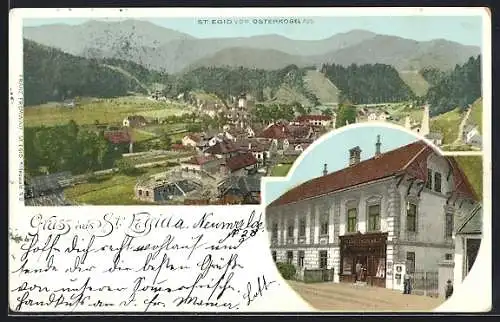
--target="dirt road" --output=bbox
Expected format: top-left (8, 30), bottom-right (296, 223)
top-left (287, 281), bottom-right (445, 312)
top-left (453, 107), bottom-right (472, 145)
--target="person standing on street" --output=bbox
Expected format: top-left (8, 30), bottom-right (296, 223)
top-left (355, 260), bottom-right (362, 283)
top-left (403, 270), bottom-right (411, 294)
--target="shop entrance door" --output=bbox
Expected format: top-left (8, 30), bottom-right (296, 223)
top-left (355, 255), bottom-right (368, 282)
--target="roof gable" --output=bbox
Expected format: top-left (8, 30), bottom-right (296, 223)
top-left (225, 152), bottom-right (258, 171)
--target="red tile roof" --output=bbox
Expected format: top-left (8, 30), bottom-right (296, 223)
top-left (288, 125), bottom-right (312, 138)
top-left (237, 139), bottom-right (272, 153)
top-left (225, 152), bottom-right (258, 171)
top-left (205, 139), bottom-right (239, 155)
top-left (183, 155), bottom-right (216, 165)
top-left (268, 140), bottom-right (469, 208)
top-left (295, 115), bottom-right (332, 122)
top-left (104, 130), bottom-right (131, 144)
top-left (257, 123), bottom-right (312, 140)
top-left (257, 123), bottom-right (289, 140)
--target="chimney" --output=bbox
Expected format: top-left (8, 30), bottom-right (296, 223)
top-left (375, 135), bottom-right (381, 157)
top-left (349, 146), bottom-right (361, 166)
top-left (323, 163), bottom-right (328, 176)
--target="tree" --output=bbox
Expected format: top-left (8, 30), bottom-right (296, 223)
top-left (322, 108), bottom-right (333, 117)
top-left (424, 55), bottom-right (481, 116)
top-left (159, 133), bottom-right (173, 149)
top-left (322, 62), bottom-right (415, 104)
top-left (293, 102), bottom-right (308, 116)
top-left (186, 123), bottom-right (202, 133)
top-left (336, 104), bottom-right (357, 128)
top-left (114, 158), bottom-right (135, 175)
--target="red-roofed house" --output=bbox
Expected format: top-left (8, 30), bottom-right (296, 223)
top-left (182, 134), bottom-right (202, 147)
top-left (180, 155), bottom-right (221, 173)
top-left (104, 130), bottom-right (132, 144)
top-left (221, 152), bottom-right (258, 176)
top-left (293, 114), bottom-right (334, 127)
top-left (266, 135), bottom-right (480, 289)
top-left (257, 122), bottom-right (314, 151)
top-left (257, 122), bottom-right (290, 140)
top-left (204, 139), bottom-right (240, 159)
top-left (237, 139), bottom-right (273, 164)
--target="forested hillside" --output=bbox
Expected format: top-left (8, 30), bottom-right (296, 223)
top-left (423, 55), bottom-right (481, 116)
top-left (99, 57), bottom-right (172, 85)
top-left (24, 39), bottom-right (148, 106)
top-left (24, 121), bottom-right (122, 176)
top-left (163, 64), bottom-right (320, 105)
top-left (321, 63), bottom-right (415, 104)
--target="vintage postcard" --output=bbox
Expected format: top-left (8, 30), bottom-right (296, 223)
top-left (9, 7), bottom-right (490, 314)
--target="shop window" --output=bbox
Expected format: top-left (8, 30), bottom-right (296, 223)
top-left (342, 256), bottom-right (353, 275)
top-left (375, 258), bottom-right (386, 278)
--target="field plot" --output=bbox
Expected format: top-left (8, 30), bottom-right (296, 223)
top-left (24, 96), bottom-right (193, 127)
top-left (270, 164), bottom-right (293, 177)
top-left (468, 98), bottom-right (483, 134)
top-left (130, 128), bottom-right (157, 142)
top-left (430, 108), bottom-right (464, 145)
top-left (64, 166), bottom-right (170, 205)
top-left (398, 71), bottom-right (430, 97)
top-left (384, 103), bottom-right (424, 125)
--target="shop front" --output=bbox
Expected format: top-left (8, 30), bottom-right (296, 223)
top-left (339, 232), bottom-right (388, 287)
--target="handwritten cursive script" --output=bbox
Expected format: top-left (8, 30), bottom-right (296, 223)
top-left (9, 208), bottom-right (275, 312)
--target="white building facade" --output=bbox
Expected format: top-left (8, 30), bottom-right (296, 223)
top-left (266, 138), bottom-right (478, 290)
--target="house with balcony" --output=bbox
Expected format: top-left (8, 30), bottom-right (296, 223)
top-left (266, 135), bottom-right (479, 289)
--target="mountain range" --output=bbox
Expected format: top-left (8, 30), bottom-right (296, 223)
top-left (23, 19), bottom-right (480, 73)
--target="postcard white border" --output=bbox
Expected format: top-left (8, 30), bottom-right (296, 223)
top-left (9, 7), bottom-right (491, 315)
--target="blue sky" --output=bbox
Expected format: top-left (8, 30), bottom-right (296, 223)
top-left (263, 126), bottom-right (419, 206)
top-left (24, 16), bottom-right (483, 47)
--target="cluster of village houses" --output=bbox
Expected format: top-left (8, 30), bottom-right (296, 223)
top-left (265, 135), bottom-right (482, 298)
top-left (134, 94), bottom-right (335, 205)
